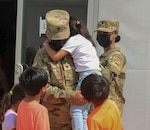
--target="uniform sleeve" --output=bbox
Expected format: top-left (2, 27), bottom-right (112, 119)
top-left (46, 85), bottom-right (76, 98)
top-left (101, 53), bottom-right (126, 81)
top-left (33, 49), bottom-right (76, 99)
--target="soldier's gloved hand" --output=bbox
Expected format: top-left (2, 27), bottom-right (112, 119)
top-left (71, 91), bottom-right (87, 105)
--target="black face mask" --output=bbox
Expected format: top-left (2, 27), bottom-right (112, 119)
top-left (48, 39), bottom-right (68, 51)
top-left (96, 33), bottom-right (112, 48)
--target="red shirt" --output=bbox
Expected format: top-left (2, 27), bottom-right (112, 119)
top-left (16, 100), bottom-right (50, 130)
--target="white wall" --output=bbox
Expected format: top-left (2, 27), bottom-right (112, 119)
top-left (97, 0), bottom-right (150, 130)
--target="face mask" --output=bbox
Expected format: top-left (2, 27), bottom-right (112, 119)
top-left (48, 39), bottom-right (68, 51)
top-left (96, 33), bottom-right (112, 48)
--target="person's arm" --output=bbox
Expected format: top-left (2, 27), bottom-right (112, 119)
top-left (44, 42), bottom-right (68, 61)
top-left (100, 53), bottom-right (126, 81)
top-left (45, 86), bottom-right (87, 105)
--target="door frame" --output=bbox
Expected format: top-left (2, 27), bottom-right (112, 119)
top-left (87, 0), bottom-right (99, 38)
top-left (14, 0), bottom-right (24, 84)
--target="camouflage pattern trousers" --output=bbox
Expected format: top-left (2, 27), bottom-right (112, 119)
top-left (43, 102), bottom-right (72, 130)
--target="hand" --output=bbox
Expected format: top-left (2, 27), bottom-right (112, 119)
top-left (71, 91), bottom-right (87, 105)
top-left (43, 40), bottom-right (50, 52)
top-left (32, 62), bottom-right (37, 67)
top-left (43, 39), bottom-right (49, 46)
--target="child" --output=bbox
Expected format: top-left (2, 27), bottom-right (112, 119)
top-left (44, 11), bottom-right (101, 130)
top-left (16, 67), bottom-right (50, 130)
top-left (80, 74), bottom-right (123, 130)
top-left (0, 84), bottom-right (25, 130)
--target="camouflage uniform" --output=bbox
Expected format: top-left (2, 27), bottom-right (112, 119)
top-left (34, 9), bottom-right (77, 130)
top-left (96, 20), bottom-right (126, 113)
top-left (100, 47), bottom-right (126, 113)
top-left (34, 48), bottom-right (78, 130)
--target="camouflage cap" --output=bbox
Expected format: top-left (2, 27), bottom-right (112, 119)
top-left (45, 9), bottom-right (70, 40)
top-left (96, 20), bottom-right (119, 32)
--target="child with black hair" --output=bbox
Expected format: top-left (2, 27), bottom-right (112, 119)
top-left (16, 67), bottom-right (50, 130)
top-left (0, 84), bottom-right (25, 130)
top-left (80, 74), bottom-right (123, 130)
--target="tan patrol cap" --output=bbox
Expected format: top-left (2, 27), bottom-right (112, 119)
top-left (45, 9), bottom-right (70, 40)
top-left (96, 20), bottom-right (119, 32)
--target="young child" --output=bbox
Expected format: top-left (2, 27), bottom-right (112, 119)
top-left (44, 11), bottom-right (101, 130)
top-left (80, 74), bottom-right (123, 130)
top-left (16, 67), bottom-right (50, 130)
top-left (0, 84), bottom-right (25, 130)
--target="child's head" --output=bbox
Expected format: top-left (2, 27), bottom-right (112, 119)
top-left (81, 74), bottom-right (110, 106)
top-left (19, 67), bottom-right (48, 96)
top-left (69, 16), bottom-right (95, 46)
top-left (0, 84), bottom-right (25, 123)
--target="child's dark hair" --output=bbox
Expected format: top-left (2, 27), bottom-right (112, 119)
top-left (69, 16), bottom-right (96, 47)
top-left (0, 84), bottom-right (25, 123)
top-left (0, 87), bottom-right (4, 101)
top-left (81, 74), bottom-right (110, 105)
top-left (19, 67), bottom-right (48, 96)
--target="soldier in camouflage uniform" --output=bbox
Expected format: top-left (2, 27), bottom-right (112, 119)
top-left (33, 9), bottom-right (86, 130)
top-left (95, 20), bottom-right (126, 114)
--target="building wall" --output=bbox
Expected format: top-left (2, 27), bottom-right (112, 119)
top-left (97, 0), bottom-right (150, 130)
